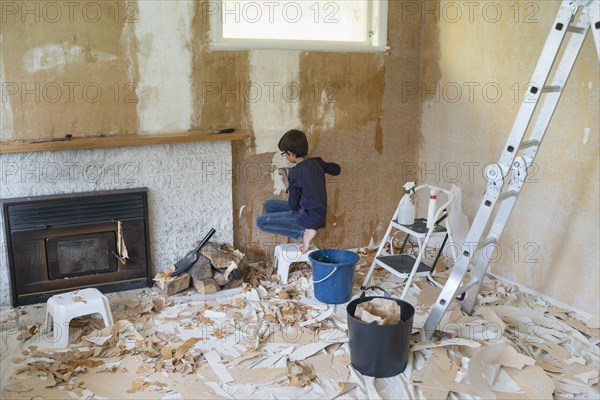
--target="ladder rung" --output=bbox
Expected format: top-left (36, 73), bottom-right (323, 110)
top-left (475, 237), bottom-right (498, 252)
top-left (456, 279), bottom-right (480, 296)
top-left (542, 85), bottom-right (562, 93)
top-left (519, 139), bottom-right (540, 150)
top-left (566, 25), bottom-right (587, 34)
top-left (498, 190), bottom-right (518, 201)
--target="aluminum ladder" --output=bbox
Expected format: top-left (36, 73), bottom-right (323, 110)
top-left (422, 0), bottom-right (600, 342)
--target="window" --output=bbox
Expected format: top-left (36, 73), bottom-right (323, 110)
top-left (209, 1), bottom-right (388, 52)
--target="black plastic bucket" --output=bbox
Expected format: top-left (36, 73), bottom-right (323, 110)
top-left (346, 286), bottom-right (415, 378)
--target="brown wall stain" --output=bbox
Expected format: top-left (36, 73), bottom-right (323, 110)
top-left (420, 1), bottom-right (442, 92)
top-left (373, 0), bottom-right (424, 244)
top-left (191, 1), bottom-right (250, 133)
top-left (296, 51), bottom-right (385, 249)
top-left (191, 1), bottom-right (259, 258)
top-left (233, 152), bottom-right (281, 260)
top-left (374, 118), bottom-right (383, 155)
top-left (330, 186), bottom-right (343, 226)
top-left (0, 0), bottom-right (137, 141)
top-left (299, 52), bottom-right (385, 136)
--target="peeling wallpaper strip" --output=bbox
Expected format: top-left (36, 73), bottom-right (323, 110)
top-left (121, 0), bottom-right (139, 91)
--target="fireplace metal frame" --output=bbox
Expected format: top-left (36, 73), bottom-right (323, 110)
top-left (1, 188), bottom-right (152, 306)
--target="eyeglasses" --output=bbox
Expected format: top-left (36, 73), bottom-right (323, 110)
top-left (280, 151), bottom-right (289, 156)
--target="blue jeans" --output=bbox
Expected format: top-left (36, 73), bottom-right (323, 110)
top-left (255, 200), bottom-right (305, 240)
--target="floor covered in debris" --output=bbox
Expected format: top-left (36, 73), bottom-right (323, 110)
top-left (1, 248), bottom-right (599, 399)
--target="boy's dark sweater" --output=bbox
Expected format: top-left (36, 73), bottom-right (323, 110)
top-left (287, 157), bottom-right (341, 230)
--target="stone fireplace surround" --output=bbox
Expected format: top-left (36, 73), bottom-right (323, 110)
top-left (0, 141), bottom-right (234, 306)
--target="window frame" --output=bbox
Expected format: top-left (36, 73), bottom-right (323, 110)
top-left (210, 0), bottom-right (389, 52)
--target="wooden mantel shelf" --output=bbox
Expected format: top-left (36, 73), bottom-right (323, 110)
top-left (0, 131), bottom-right (248, 154)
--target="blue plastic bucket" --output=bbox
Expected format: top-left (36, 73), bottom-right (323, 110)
top-left (309, 249), bottom-right (359, 304)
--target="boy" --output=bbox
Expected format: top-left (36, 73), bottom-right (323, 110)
top-left (256, 129), bottom-right (341, 252)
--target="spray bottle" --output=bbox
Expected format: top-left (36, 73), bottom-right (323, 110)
top-left (426, 189), bottom-right (439, 229)
top-left (397, 182), bottom-right (416, 225)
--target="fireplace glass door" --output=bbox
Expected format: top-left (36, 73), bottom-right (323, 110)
top-left (46, 232), bottom-right (117, 279)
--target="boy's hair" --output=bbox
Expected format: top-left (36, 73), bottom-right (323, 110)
top-left (278, 129), bottom-right (308, 157)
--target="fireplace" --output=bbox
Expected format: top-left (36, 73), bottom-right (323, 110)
top-left (1, 188), bottom-right (151, 306)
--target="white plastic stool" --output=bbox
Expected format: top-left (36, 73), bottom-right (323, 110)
top-left (44, 288), bottom-right (114, 348)
top-left (273, 243), bottom-right (317, 284)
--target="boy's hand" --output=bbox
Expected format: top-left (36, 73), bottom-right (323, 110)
top-left (281, 170), bottom-right (289, 188)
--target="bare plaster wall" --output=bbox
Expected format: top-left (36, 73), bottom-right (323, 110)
top-left (1, 0), bottom-right (422, 268)
top-left (188, 0), bottom-right (423, 258)
top-left (419, 0), bottom-right (599, 313)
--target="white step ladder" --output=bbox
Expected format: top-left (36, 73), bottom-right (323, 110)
top-left (422, 0), bottom-right (600, 342)
top-left (361, 185), bottom-right (459, 300)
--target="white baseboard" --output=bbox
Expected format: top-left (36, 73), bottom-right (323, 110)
top-left (487, 272), bottom-right (594, 322)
